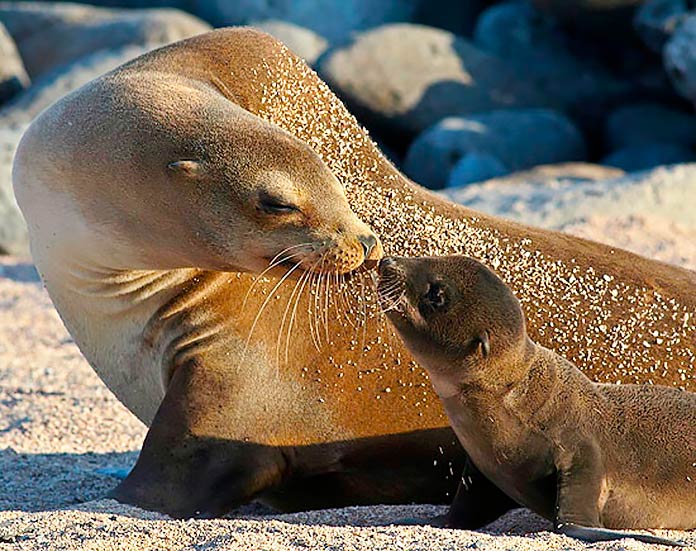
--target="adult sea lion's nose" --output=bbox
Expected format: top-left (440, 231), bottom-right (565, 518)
top-left (359, 234), bottom-right (378, 259)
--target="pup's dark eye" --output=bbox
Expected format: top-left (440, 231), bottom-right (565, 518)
top-left (423, 282), bottom-right (448, 310)
top-left (259, 195), bottom-right (299, 214)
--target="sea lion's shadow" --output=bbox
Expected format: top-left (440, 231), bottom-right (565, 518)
top-left (267, 505), bottom-right (551, 533)
top-left (0, 446), bottom-right (549, 534)
top-left (0, 447), bottom-right (138, 512)
top-left (0, 261), bottom-right (39, 283)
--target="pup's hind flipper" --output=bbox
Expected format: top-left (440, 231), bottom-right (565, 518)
top-left (558, 523), bottom-right (686, 547)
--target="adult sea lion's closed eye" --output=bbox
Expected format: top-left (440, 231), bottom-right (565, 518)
top-left (258, 192), bottom-right (301, 215)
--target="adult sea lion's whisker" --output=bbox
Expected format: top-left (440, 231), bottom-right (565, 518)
top-left (321, 256), bottom-right (331, 343)
top-left (359, 273), bottom-right (368, 356)
top-left (307, 270), bottom-right (320, 351)
top-left (311, 266), bottom-right (323, 349)
top-left (339, 273), bottom-right (358, 329)
top-left (241, 260), bottom-right (303, 365)
top-left (275, 265), bottom-right (309, 376)
top-left (285, 267), bottom-right (314, 364)
top-left (332, 271), bottom-right (342, 322)
top-left (241, 247), bottom-right (309, 311)
top-left (311, 259), bottom-right (328, 350)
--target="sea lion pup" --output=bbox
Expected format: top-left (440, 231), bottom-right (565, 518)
top-left (378, 256), bottom-right (695, 546)
top-left (12, 28), bottom-right (696, 519)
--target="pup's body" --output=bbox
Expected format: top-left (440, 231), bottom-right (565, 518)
top-left (378, 256), bottom-right (696, 546)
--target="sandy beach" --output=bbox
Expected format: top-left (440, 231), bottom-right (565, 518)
top-left (2, 194), bottom-right (694, 549)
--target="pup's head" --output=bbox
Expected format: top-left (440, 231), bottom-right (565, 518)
top-left (377, 256), bottom-right (529, 387)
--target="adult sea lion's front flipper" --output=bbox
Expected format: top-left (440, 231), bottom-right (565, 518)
top-left (110, 360), bottom-right (287, 518)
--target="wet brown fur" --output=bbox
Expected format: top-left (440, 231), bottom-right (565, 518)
top-left (379, 256), bottom-right (696, 535)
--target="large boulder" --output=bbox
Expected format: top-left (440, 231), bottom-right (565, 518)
top-left (191, 0), bottom-right (417, 44)
top-left (446, 152), bottom-right (508, 187)
top-left (602, 142), bottom-right (696, 171)
top-left (0, 21), bottom-right (28, 105)
top-left (531, 0), bottom-right (647, 32)
top-left (634, 0), bottom-right (690, 53)
top-left (403, 109), bottom-right (586, 189)
top-left (0, 44), bottom-right (154, 255)
top-left (473, 2), bottom-right (630, 127)
top-left (0, 1), bottom-right (210, 77)
top-left (251, 20), bottom-right (328, 66)
top-left (462, 162), bottom-right (625, 186)
top-left (445, 160), bottom-right (624, 191)
top-left (318, 24), bottom-right (553, 146)
top-left (412, 0), bottom-right (487, 36)
top-left (604, 102), bottom-right (696, 150)
top-left (664, 14), bottom-right (696, 105)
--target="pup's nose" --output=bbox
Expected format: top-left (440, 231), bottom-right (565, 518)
top-left (378, 257), bottom-right (398, 274)
top-left (358, 234), bottom-right (378, 259)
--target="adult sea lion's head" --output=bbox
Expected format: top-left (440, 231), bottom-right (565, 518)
top-left (15, 72), bottom-right (382, 276)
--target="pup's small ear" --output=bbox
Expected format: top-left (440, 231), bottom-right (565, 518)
top-left (167, 160), bottom-right (203, 178)
top-left (478, 330), bottom-right (490, 359)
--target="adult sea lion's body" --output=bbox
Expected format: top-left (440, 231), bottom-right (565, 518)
top-left (378, 256), bottom-right (695, 545)
top-left (13, 28), bottom-right (696, 518)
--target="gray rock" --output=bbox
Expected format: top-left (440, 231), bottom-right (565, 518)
top-left (0, 125), bottom-right (26, 254)
top-left (318, 24), bottom-right (553, 145)
top-left (0, 21), bottom-right (28, 105)
top-left (603, 143), bottom-right (696, 171)
top-left (0, 44), bottom-right (154, 255)
top-left (192, 0), bottom-right (417, 44)
top-left (251, 20), bottom-right (328, 66)
top-left (473, 2), bottom-right (630, 123)
top-left (634, 0), bottom-right (690, 53)
top-left (530, 0), bottom-right (645, 32)
top-left (665, 14), bottom-right (696, 104)
top-left (446, 153), bottom-right (508, 187)
top-left (39, 1), bottom-right (190, 6)
top-left (404, 109), bottom-right (586, 190)
top-left (447, 160), bottom-right (624, 189)
top-left (412, 0), bottom-right (486, 36)
top-left (605, 102), bottom-right (696, 150)
top-left (470, 163), bottom-right (626, 187)
top-left (443, 163), bottom-right (627, 217)
top-left (0, 1), bottom-right (210, 78)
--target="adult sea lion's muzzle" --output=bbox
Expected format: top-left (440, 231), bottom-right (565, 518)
top-left (359, 233), bottom-right (383, 269)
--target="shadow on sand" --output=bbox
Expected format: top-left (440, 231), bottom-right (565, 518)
top-left (0, 447), bottom-right (137, 512)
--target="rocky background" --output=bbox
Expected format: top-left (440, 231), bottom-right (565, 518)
top-left (1, 0), bottom-right (696, 258)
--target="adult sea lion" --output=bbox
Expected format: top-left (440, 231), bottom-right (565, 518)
top-left (13, 28), bottom-right (696, 518)
top-left (377, 255), bottom-right (695, 546)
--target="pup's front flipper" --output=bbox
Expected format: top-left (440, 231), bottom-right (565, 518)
top-left (392, 458), bottom-right (517, 529)
top-left (555, 443), bottom-right (685, 547)
top-left (558, 523), bottom-right (686, 547)
top-left (445, 458), bottom-right (519, 529)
